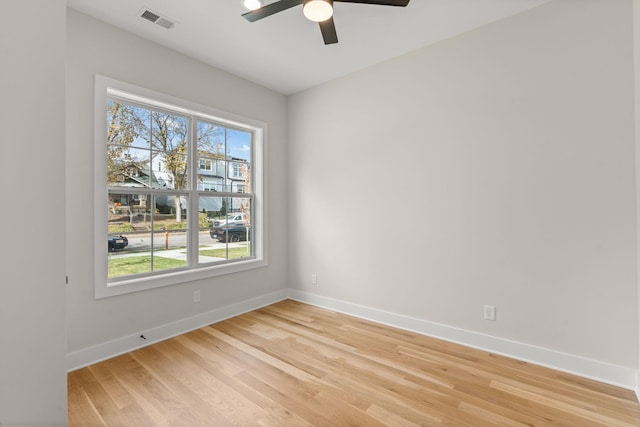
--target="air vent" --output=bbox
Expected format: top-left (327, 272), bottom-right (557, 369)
top-left (139, 8), bottom-right (175, 29)
top-left (140, 9), bottom-right (160, 23)
top-left (155, 17), bottom-right (175, 30)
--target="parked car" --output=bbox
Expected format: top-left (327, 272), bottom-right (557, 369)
top-left (211, 213), bottom-right (245, 227)
top-left (210, 225), bottom-right (251, 243)
top-left (108, 235), bottom-right (128, 251)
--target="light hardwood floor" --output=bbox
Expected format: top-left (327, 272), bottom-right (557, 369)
top-left (68, 300), bottom-right (640, 426)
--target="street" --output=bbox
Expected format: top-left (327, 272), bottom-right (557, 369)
top-left (110, 230), bottom-right (238, 252)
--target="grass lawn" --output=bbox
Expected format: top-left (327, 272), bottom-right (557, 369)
top-left (108, 245), bottom-right (252, 278)
top-left (108, 255), bottom-right (186, 278)
top-left (199, 246), bottom-right (251, 259)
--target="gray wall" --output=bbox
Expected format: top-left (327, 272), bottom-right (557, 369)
top-left (0, 1), bottom-right (68, 425)
top-left (289, 0), bottom-right (638, 369)
top-left (66, 9), bottom-right (289, 354)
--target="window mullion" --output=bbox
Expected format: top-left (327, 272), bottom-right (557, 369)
top-left (188, 116), bottom-right (199, 268)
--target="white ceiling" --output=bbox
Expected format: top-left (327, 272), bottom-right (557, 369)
top-left (66, 0), bottom-right (550, 95)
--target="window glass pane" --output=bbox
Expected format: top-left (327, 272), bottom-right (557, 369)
top-left (152, 225), bottom-right (188, 273)
top-left (226, 160), bottom-right (249, 193)
top-left (152, 194), bottom-right (188, 274)
top-left (197, 121), bottom-right (225, 192)
top-left (107, 100), bottom-right (149, 150)
top-left (151, 151), bottom-right (186, 190)
top-left (198, 196), bottom-right (252, 262)
top-left (226, 130), bottom-right (251, 193)
top-left (197, 155), bottom-right (224, 192)
top-left (108, 147), bottom-right (152, 188)
top-left (197, 121), bottom-right (225, 155)
top-left (108, 192), bottom-right (150, 278)
top-left (107, 193), bottom-right (188, 279)
top-left (151, 111), bottom-right (189, 190)
top-left (226, 128), bottom-right (251, 163)
top-left (195, 122), bottom-right (253, 193)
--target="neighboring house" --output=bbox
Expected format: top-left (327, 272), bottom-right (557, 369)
top-left (198, 156), bottom-right (251, 213)
top-left (198, 155), bottom-right (250, 194)
top-left (110, 156), bottom-right (250, 216)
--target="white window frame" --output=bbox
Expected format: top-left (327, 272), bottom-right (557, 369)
top-left (94, 75), bottom-right (267, 299)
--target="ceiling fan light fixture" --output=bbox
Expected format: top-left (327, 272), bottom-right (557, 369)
top-left (303, 0), bottom-right (333, 23)
top-left (241, 0), bottom-right (263, 11)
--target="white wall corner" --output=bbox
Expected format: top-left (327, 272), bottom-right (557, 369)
top-left (67, 289), bottom-right (288, 371)
top-left (287, 290), bottom-right (638, 391)
top-left (634, 0), bottom-right (640, 405)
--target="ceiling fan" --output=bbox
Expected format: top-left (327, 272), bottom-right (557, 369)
top-left (241, 0), bottom-right (410, 45)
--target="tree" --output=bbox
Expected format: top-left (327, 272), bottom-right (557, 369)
top-left (106, 101), bottom-right (147, 215)
top-left (106, 101), bottom-right (145, 185)
top-left (196, 122), bottom-right (225, 156)
top-left (150, 111), bottom-right (188, 222)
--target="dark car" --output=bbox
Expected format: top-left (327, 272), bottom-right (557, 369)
top-left (210, 225), bottom-right (251, 243)
top-left (108, 235), bottom-right (128, 251)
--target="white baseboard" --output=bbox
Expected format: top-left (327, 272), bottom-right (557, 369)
top-left (67, 289), bottom-right (288, 372)
top-left (67, 287), bottom-right (638, 393)
top-left (287, 290), bottom-right (638, 392)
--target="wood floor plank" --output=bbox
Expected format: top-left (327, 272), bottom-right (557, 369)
top-left (131, 344), bottom-right (261, 426)
top-left (69, 299), bottom-right (640, 426)
top-left (67, 370), bottom-right (108, 427)
top-left (167, 334), bottom-right (313, 426)
top-left (88, 363), bottom-right (137, 411)
top-left (234, 370), bottom-right (333, 426)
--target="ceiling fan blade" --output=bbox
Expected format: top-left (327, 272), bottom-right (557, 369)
top-left (319, 17), bottom-right (338, 45)
top-left (334, 0), bottom-right (409, 6)
top-left (242, 0), bottom-right (304, 22)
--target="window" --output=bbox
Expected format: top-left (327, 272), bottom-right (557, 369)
top-left (94, 76), bottom-right (267, 298)
top-left (199, 158), bottom-right (213, 171)
top-left (231, 162), bottom-right (243, 178)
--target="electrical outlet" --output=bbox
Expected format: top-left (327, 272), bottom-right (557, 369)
top-left (311, 273), bottom-right (317, 286)
top-left (193, 290), bottom-right (201, 303)
top-left (484, 305), bottom-right (496, 321)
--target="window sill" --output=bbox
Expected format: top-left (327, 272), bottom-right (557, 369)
top-left (95, 257), bottom-right (268, 299)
